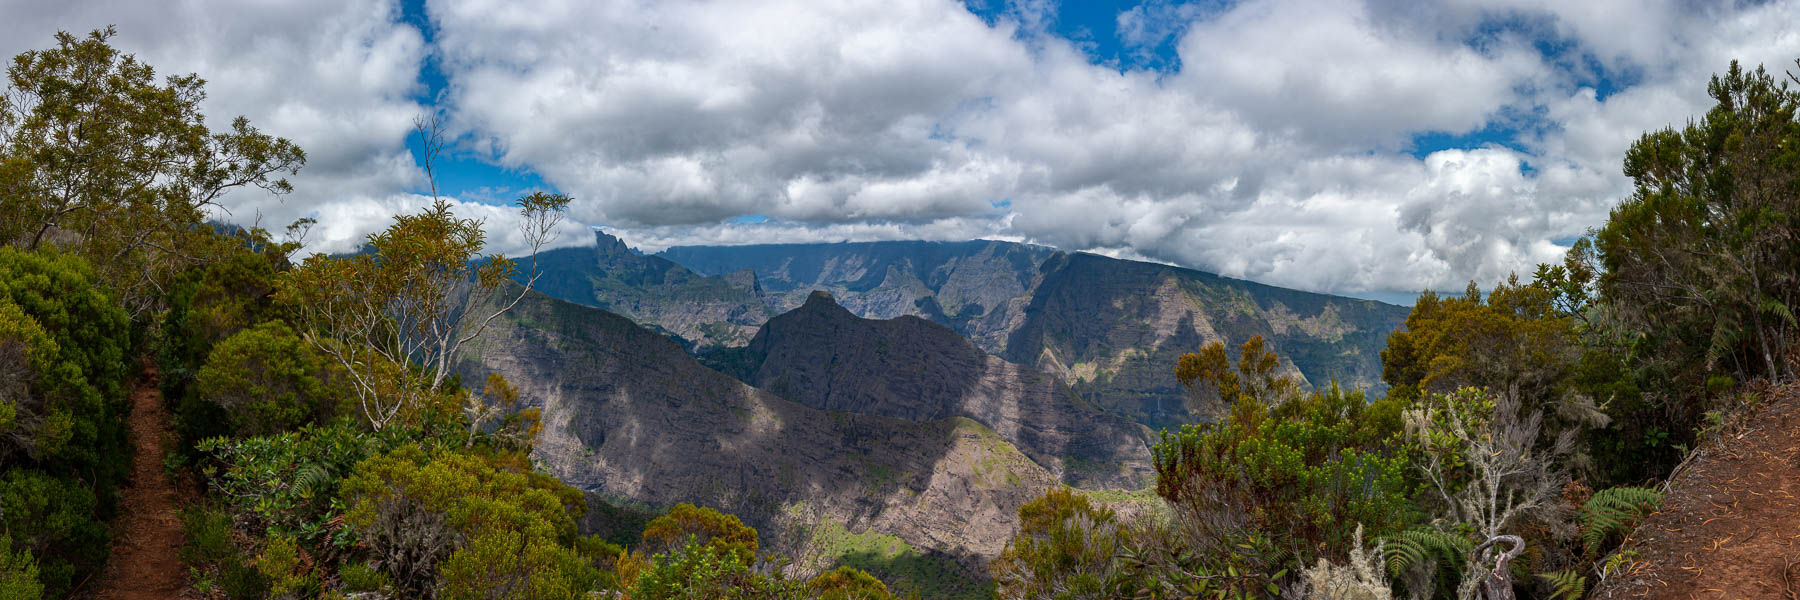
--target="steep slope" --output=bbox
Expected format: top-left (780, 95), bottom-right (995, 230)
top-left (527, 231), bottom-right (769, 347)
top-left (659, 239), bottom-right (1057, 350)
top-left (661, 240), bottom-right (1409, 429)
top-left (727, 291), bottom-right (1156, 489)
top-left (458, 289), bottom-right (1056, 595)
top-left (1004, 252), bottom-right (1406, 429)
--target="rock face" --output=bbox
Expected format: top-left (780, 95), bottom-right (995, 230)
top-left (660, 240), bottom-right (1410, 429)
top-left (732, 291), bottom-right (1156, 489)
top-left (526, 231), bottom-right (768, 348)
top-left (1000, 252), bottom-right (1406, 429)
top-left (459, 289), bottom-right (1055, 595)
top-left (529, 236), bottom-right (1407, 429)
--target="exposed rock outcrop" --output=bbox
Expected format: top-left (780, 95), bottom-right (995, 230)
top-left (459, 289), bottom-right (1055, 595)
top-left (737, 291), bottom-right (1156, 489)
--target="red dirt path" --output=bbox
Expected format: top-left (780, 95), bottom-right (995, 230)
top-left (84, 364), bottom-right (189, 599)
top-left (1593, 380), bottom-right (1800, 599)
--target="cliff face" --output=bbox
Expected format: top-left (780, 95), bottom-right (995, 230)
top-left (659, 240), bottom-right (1409, 429)
top-left (659, 239), bottom-right (1057, 349)
top-left (525, 231), bottom-right (769, 348)
top-left (459, 289), bottom-right (1054, 595)
top-left (1001, 252), bottom-right (1406, 429)
top-left (736, 291), bottom-right (1156, 489)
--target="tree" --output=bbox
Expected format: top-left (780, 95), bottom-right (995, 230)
top-left (277, 124), bottom-right (568, 428)
top-left (0, 28), bottom-right (304, 316)
top-left (1597, 59), bottom-right (1800, 383)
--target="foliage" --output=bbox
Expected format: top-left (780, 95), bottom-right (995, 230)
top-left (198, 421), bottom-right (382, 542)
top-left (990, 487), bottom-right (1129, 600)
top-left (460, 372), bottom-right (541, 453)
top-left (1536, 570), bottom-right (1586, 600)
top-left (339, 561), bottom-right (391, 593)
top-left (1598, 59), bottom-right (1800, 383)
top-left (0, 247), bottom-right (130, 473)
top-left (0, 533), bottom-right (43, 600)
top-left (1299, 526), bottom-right (1392, 600)
top-left (1404, 388), bottom-right (1572, 543)
top-left (339, 445), bottom-right (600, 598)
top-left (1576, 487), bottom-right (1663, 555)
top-left (276, 169), bottom-right (567, 429)
top-left (195, 320), bottom-right (352, 435)
top-left (0, 27), bottom-right (303, 317)
top-left (1379, 527), bottom-right (1471, 598)
top-left (1157, 338), bottom-right (1411, 567)
top-left (808, 566), bottom-right (892, 600)
top-left (0, 469), bottom-right (106, 596)
top-left (632, 538), bottom-right (805, 600)
top-left (641, 503), bottom-right (761, 565)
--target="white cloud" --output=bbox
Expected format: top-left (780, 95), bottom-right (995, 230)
top-left (0, 0), bottom-right (434, 254)
top-left (6, 0), bottom-right (1797, 294)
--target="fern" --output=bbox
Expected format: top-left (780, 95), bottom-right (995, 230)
top-left (1536, 570), bottom-right (1586, 600)
top-left (292, 464), bottom-right (332, 499)
top-left (1381, 527), bottom-right (1470, 578)
top-left (1579, 486), bottom-right (1663, 554)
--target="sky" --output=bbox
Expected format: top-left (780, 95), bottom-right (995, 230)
top-left (2, 0), bottom-right (1796, 299)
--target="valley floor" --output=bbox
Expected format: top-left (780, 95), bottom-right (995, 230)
top-left (1595, 380), bottom-right (1800, 599)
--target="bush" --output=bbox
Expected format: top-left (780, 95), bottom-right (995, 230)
top-left (633, 538), bottom-right (803, 600)
top-left (179, 506), bottom-right (237, 568)
top-left (340, 446), bottom-right (601, 598)
top-left (199, 421), bottom-right (378, 541)
top-left (641, 503), bottom-right (760, 565)
top-left (989, 488), bottom-right (1128, 600)
top-left (0, 469), bottom-right (107, 596)
top-left (808, 567), bottom-right (892, 600)
top-left (0, 532), bottom-right (44, 600)
top-left (339, 561), bottom-right (391, 593)
top-left (195, 320), bottom-right (351, 436)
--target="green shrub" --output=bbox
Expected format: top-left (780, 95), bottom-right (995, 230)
top-left (199, 421), bottom-right (379, 541)
top-left (179, 506), bottom-right (237, 568)
top-left (808, 567), bottom-right (891, 600)
top-left (0, 533), bottom-right (44, 600)
top-left (641, 503), bottom-right (760, 564)
top-left (633, 538), bottom-right (803, 600)
top-left (195, 320), bottom-right (351, 436)
top-left (339, 561), bottom-right (391, 593)
top-left (340, 446), bottom-right (600, 598)
top-left (0, 470), bottom-right (107, 596)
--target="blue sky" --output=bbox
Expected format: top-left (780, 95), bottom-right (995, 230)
top-left (9, 0), bottom-right (1792, 296)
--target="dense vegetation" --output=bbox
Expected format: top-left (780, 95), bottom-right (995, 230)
top-left (0, 30), bottom-right (901, 600)
top-left (992, 59), bottom-right (1800, 599)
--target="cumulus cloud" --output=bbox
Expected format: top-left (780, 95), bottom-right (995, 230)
top-left (6, 0), bottom-right (1797, 294)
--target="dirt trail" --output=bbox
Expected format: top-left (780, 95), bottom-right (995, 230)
top-left (85, 364), bottom-right (188, 599)
top-left (1594, 381), bottom-right (1800, 599)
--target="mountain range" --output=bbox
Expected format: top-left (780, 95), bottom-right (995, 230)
top-left (462, 233), bottom-right (1411, 593)
top-left (531, 232), bottom-right (1408, 429)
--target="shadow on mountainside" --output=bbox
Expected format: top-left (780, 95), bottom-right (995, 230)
top-left (1593, 380), bottom-right (1800, 599)
top-left (738, 290), bottom-right (1156, 489)
top-left (457, 287), bottom-right (1051, 598)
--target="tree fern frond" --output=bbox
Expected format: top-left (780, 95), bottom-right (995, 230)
top-left (1537, 570), bottom-right (1586, 600)
top-left (1381, 527), bottom-right (1470, 577)
top-left (293, 464), bottom-right (331, 499)
top-left (1579, 486), bottom-right (1663, 554)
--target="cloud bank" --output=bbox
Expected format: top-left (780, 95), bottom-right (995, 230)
top-left (3, 0), bottom-right (1796, 294)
